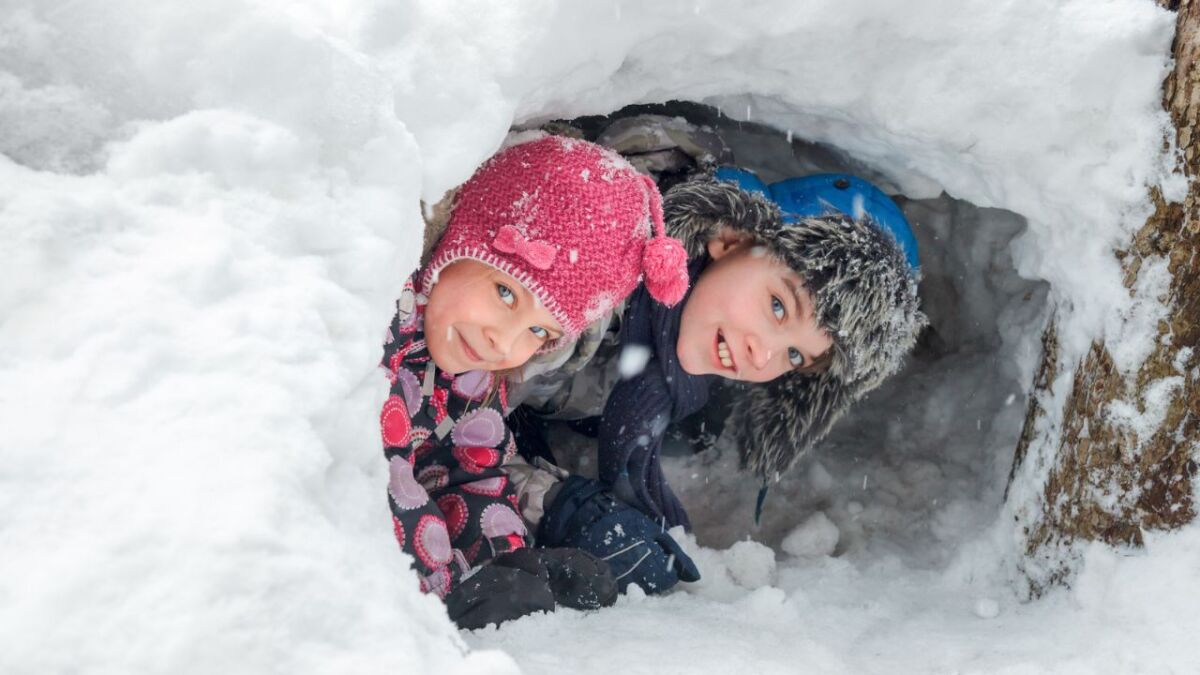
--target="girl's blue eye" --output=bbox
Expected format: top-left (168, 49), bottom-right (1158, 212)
top-left (788, 347), bottom-right (805, 368)
top-left (497, 283), bottom-right (515, 306)
top-left (771, 296), bottom-right (786, 321)
top-left (530, 326), bottom-right (549, 339)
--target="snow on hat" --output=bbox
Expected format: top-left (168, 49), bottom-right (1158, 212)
top-left (662, 173), bottom-right (927, 479)
top-left (422, 135), bottom-right (688, 345)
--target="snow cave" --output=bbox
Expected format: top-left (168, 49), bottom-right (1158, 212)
top-left (3, 2), bottom-right (1195, 674)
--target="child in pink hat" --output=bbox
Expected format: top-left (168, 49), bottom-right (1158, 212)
top-left (379, 135), bottom-right (688, 629)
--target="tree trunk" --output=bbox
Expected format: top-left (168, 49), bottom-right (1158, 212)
top-left (1008, 0), bottom-right (1200, 596)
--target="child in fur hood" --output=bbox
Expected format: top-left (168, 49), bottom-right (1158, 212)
top-left (500, 119), bottom-right (927, 595)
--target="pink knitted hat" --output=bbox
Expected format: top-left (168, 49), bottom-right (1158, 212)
top-left (422, 135), bottom-right (689, 343)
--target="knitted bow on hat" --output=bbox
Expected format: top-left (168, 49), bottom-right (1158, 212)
top-left (493, 225), bottom-right (557, 270)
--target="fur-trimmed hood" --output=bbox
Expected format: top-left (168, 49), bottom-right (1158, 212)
top-left (662, 175), bottom-right (927, 479)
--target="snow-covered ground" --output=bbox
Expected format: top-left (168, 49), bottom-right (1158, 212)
top-left (2, 1), bottom-right (1195, 673)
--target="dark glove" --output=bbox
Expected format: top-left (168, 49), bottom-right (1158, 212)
top-left (443, 563), bottom-right (554, 630)
top-left (491, 547), bottom-right (617, 610)
top-left (538, 476), bottom-right (701, 594)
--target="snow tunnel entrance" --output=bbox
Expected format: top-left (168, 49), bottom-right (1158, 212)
top-left (524, 101), bottom-right (1051, 567)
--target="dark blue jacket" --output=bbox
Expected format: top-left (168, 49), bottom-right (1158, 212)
top-left (597, 258), bottom-right (715, 530)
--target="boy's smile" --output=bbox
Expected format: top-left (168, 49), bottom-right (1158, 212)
top-left (678, 232), bottom-right (833, 382)
top-left (715, 329), bottom-right (737, 372)
top-left (424, 260), bottom-right (563, 374)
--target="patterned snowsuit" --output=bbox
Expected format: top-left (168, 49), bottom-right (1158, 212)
top-left (380, 274), bottom-right (528, 598)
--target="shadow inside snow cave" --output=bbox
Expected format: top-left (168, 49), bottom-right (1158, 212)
top-left (534, 102), bottom-right (1051, 568)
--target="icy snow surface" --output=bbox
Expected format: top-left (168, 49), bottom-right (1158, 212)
top-left (1, 1), bottom-right (1196, 673)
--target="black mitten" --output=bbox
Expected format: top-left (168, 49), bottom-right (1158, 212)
top-left (491, 547), bottom-right (617, 610)
top-left (443, 564), bottom-right (554, 630)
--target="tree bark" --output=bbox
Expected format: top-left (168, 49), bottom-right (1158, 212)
top-left (1009, 0), bottom-right (1200, 596)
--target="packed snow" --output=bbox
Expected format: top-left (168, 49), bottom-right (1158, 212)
top-left (2, 1), bottom-right (1196, 673)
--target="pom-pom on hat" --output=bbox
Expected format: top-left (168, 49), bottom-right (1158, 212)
top-left (422, 135), bottom-right (688, 345)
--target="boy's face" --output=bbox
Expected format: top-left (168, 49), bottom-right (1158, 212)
top-left (424, 260), bottom-right (563, 375)
top-left (677, 232), bottom-right (833, 383)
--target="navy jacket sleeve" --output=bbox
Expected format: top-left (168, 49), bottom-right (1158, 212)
top-left (597, 361), bottom-right (691, 530)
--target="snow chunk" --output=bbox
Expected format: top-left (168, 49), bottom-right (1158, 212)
top-left (851, 193), bottom-right (866, 221)
top-left (724, 540), bottom-right (777, 590)
top-left (1107, 376), bottom-right (1184, 452)
top-left (806, 461), bottom-right (835, 496)
top-left (107, 110), bottom-right (316, 194)
top-left (618, 344), bottom-right (651, 379)
top-left (1108, 257), bottom-right (1174, 373)
top-left (973, 597), bottom-right (1001, 619)
top-left (500, 129), bottom-right (549, 150)
top-left (782, 512), bottom-right (840, 558)
top-left (621, 583), bottom-right (647, 604)
top-left (583, 291), bottom-right (617, 324)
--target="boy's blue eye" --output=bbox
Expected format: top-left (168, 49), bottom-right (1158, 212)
top-left (788, 347), bottom-right (805, 368)
top-left (496, 283), bottom-right (515, 306)
top-left (771, 296), bottom-right (786, 321)
top-left (530, 326), bottom-right (549, 339)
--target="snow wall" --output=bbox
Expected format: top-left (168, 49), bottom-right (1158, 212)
top-left (1, 1), bottom-right (1193, 673)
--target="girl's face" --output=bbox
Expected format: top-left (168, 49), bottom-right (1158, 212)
top-left (676, 232), bottom-right (833, 383)
top-left (424, 260), bottom-right (563, 375)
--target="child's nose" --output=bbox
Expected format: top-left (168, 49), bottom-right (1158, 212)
top-left (483, 324), bottom-right (519, 360)
top-left (745, 334), bottom-right (771, 370)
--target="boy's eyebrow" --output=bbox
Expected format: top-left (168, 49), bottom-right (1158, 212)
top-left (782, 276), bottom-right (811, 321)
top-left (783, 276), bottom-right (824, 364)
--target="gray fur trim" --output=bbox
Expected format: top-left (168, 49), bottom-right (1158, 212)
top-left (662, 175), bottom-right (928, 478)
top-left (663, 175), bottom-right (784, 259)
top-left (730, 369), bottom-right (853, 479)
